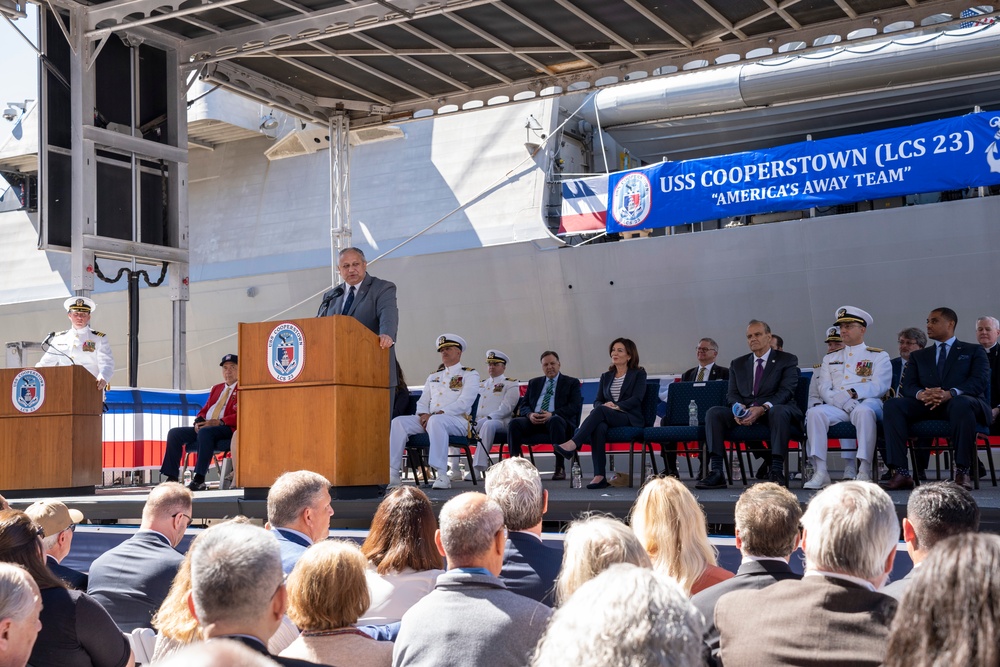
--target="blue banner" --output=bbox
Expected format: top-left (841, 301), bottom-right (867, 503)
top-left (606, 112), bottom-right (1000, 233)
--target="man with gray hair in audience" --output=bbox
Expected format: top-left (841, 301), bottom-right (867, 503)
top-left (691, 482), bottom-right (802, 659)
top-left (716, 481), bottom-right (898, 666)
top-left (882, 480), bottom-right (979, 601)
top-left (187, 522), bottom-right (321, 667)
top-left (394, 493), bottom-right (552, 667)
top-left (88, 481), bottom-right (192, 631)
top-left (0, 563), bottom-right (42, 667)
top-left (485, 458), bottom-right (563, 606)
top-left (266, 470), bottom-right (334, 575)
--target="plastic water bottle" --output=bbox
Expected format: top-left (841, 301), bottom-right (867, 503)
top-left (571, 460), bottom-right (583, 488)
top-left (688, 400), bottom-right (698, 426)
top-left (803, 457), bottom-right (815, 481)
top-left (183, 469), bottom-right (192, 486)
top-left (609, 455), bottom-right (616, 474)
top-left (644, 462), bottom-right (655, 483)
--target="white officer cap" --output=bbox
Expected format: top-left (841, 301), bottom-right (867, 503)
top-left (436, 333), bottom-right (466, 352)
top-left (64, 296), bottom-right (96, 313)
top-left (824, 326), bottom-right (842, 343)
top-left (486, 349), bottom-right (509, 365)
top-left (835, 306), bottom-right (873, 328)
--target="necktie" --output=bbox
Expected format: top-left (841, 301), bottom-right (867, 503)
top-left (341, 286), bottom-right (355, 315)
top-left (209, 385), bottom-right (232, 421)
top-left (752, 358), bottom-right (764, 396)
top-left (540, 379), bottom-right (554, 412)
top-left (937, 342), bottom-right (948, 378)
top-left (696, 367), bottom-right (706, 382)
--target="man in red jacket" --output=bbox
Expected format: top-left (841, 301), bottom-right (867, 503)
top-left (159, 354), bottom-right (238, 490)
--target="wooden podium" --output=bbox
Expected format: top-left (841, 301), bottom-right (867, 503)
top-left (0, 365), bottom-right (103, 496)
top-left (238, 316), bottom-right (390, 499)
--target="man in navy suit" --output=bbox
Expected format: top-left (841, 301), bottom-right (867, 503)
top-left (697, 320), bottom-right (802, 489)
top-left (266, 470), bottom-right (334, 575)
top-left (691, 482), bottom-right (802, 659)
top-left (485, 457), bottom-right (563, 606)
top-left (87, 483), bottom-right (192, 631)
top-left (883, 308), bottom-right (991, 491)
top-left (506, 351), bottom-right (582, 481)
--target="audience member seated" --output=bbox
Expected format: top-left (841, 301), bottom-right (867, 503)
top-left (630, 476), bottom-right (733, 596)
top-left (883, 307), bottom-right (991, 490)
top-left (388, 334), bottom-right (480, 490)
top-left (804, 306), bottom-right (891, 488)
top-left (24, 500), bottom-right (87, 590)
top-left (691, 483), bottom-right (802, 658)
top-left (393, 493), bottom-right (552, 667)
top-left (555, 515), bottom-right (650, 604)
top-left (531, 564), bottom-right (704, 667)
top-left (87, 482), bottom-right (192, 632)
top-left (468, 349), bottom-right (520, 479)
top-left (484, 458), bottom-right (563, 606)
top-left (883, 533), bottom-right (1000, 667)
top-left (152, 639), bottom-right (281, 667)
top-left (0, 510), bottom-right (133, 667)
top-left (187, 522), bottom-right (322, 667)
top-left (358, 487), bottom-right (443, 625)
top-left (554, 338), bottom-right (647, 489)
top-left (697, 319), bottom-right (802, 489)
top-left (267, 471), bottom-right (334, 575)
top-left (281, 540), bottom-right (392, 667)
top-left (716, 482), bottom-right (898, 667)
top-left (770, 334), bottom-right (784, 351)
top-left (882, 481), bottom-right (979, 601)
top-left (159, 354), bottom-right (238, 491)
top-left (507, 351), bottom-right (582, 481)
top-left (0, 562), bottom-right (42, 667)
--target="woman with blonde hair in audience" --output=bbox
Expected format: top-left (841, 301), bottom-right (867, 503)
top-left (884, 532), bottom-right (1000, 667)
top-left (555, 514), bottom-right (651, 604)
top-left (630, 476), bottom-right (733, 595)
top-left (358, 486), bottom-right (444, 624)
top-left (281, 540), bottom-right (392, 667)
top-left (0, 510), bottom-right (134, 667)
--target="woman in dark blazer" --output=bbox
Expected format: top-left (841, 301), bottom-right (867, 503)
top-left (555, 338), bottom-right (647, 489)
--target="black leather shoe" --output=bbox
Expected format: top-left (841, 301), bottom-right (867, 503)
top-left (880, 472), bottom-right (915, 491)
top-left (551, 469), bottom-right (566, 481)
top-left (163, 475), bottom-right (179, 483)
top-left (586, 478), bottom-right (610, 490)
top-left (755, 460), bottom-right (771, 480)
top-left (768, 470), bottom-right (788, 488)
top-left (979, 461), bottom-right (988, 479)
top-left (187, 480), bottom-right (208, 492)
top-left (954, 472), bottom-right (974, 491)
top-left (553, 444), bottom-right (576, 461)
top-left (695, 470), bottom-right (727, 490)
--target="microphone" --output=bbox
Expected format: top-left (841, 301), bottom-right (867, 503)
top-left (41, 331), bottom-right (77, 366)
top-left (317, 286), bottom-right (345, 317)
top-left (41, 331), bottom-right (55, 347)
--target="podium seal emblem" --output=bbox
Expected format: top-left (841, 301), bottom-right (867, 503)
top-left (268, 323), bottom-right (305, 383)
top-left (12, 369), bottom-right (45, 413)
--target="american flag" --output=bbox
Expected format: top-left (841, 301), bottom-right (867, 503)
top-left (960, 6), bottom-right (996, 28)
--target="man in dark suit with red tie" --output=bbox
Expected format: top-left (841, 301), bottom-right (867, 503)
top-left (882, 308), bottom-right (991, 491)
top-left (697, 320), bottom-right (801, 489)
top-left (159, 354), bottom-right (238, 491)
top-left (506, 351), bottom-right (582, 481)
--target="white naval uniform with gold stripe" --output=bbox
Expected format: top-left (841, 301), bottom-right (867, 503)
top-left (36, 325), bottom-right (115, 383)
top-left (806, 343), bottom-right (892, 464)
top-left (472, 375), bottom-right (520, 469)
top-left (389, 363), bottom-right (480, 473)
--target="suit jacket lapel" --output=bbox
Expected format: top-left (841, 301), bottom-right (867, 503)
top-left (941, 341), bottom-right (960, 381)
top-left (346, 275), bottom-right (372, 317)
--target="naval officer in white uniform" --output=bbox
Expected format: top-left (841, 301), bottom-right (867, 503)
top-left (388, 334), bottom-right (480, 490)
top-left (804, 306), bottom-right (891, 488)
top-left (467, 349), bottom-right (520, 479)
top-left (37, 296), bottom-right (114, 390)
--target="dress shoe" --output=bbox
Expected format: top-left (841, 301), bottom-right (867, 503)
top-left (431, 476), bottom-right (452, 490)
top-left (695, 470), bottom-right (727, 490)
top-left (387, 469), bottom-right (402, 488)
top-left (881, 471), bottom-right (915, 491)
top-left (954, 471), bottom-right (974, 491)
top-left (187, 480), bottom-right (208, 492)
top-left (755, 460), bottom-right (771, 480)
top-left (803, 470), bottom-right (831, 490)
top-left (163, 475), bottom-right (179, 483)
top-left (842, 460), bottom-right (857, 480)
top-left (550, 469), bottom-right (566, 481)
top-left (666, 467), bottom-right (681, 480)
top-left (553, 444), bottom-right (577, 461)
top-left (979, 461), bottom-right (988, 479)
top-left (768, 470), bottom-right (788, 488)
top-left (586, 477), bottom-right (610, 490)
top-left (880, 469), bottom-right (893, 481)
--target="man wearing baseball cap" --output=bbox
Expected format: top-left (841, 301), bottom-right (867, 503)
top-left (159, 354), bottom-right (239, 491)
top-left (36, 296), bottom-right (115, 390)
top-left (388, 334), bottom-right (480, 489)
top-left (24, 500), bottom-right (87, 590)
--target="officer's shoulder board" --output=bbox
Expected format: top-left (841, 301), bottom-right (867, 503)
top-left (462, 366), bottom-right (475, 372)
top-left (505, 377), bottom-right (518, 382)
top-left (866, 346), bottom-right (883, 353)
top-left (92, 330), bottom-right (106, 337)
top-left (812, 363), bottom-right (822, 369)
top-left (56, 330), bottom-right (68, 336)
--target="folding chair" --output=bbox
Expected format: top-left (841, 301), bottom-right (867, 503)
top-left (644, 380), bottom-right (728, 480)
top-left (405, 396), bottom-right (482, 485)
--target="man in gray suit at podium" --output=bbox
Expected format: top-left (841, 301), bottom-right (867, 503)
top-left (317, 247), bottom-right (399, 389)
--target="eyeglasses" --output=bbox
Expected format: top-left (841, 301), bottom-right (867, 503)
top-left (63, 523), bottom-right (76, 534)
top-left (172, 512), bottom-right (193, 526)
top-left (696, 347), bottom-right (715, 353)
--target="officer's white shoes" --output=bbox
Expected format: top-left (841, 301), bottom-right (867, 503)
top-left (463, 466), bottom-right (486, 481)
top-left (843, 459), bottom-right (857, 480)
top-left (803, 470), bottom-right (832, 490)
top-left (432, 472), bottom-right (452, 490)
top-left (856, 461), bottom-right (872, 483)
top-left (388, 469), bottom-right (402, 489)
